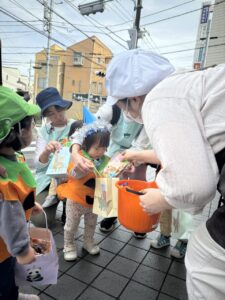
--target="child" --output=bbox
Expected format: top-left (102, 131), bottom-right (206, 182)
top-left (0, 87), bottom-right (42, 300)
top-left (60, 120), bottom-right (84, 225)
top-left (57, 122), bottom-right (110, 261)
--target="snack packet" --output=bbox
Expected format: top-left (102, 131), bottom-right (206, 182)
top-left (102, 153), bottom-right (131, 178)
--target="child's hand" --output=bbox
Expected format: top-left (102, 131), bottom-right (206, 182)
top-left (72, 152), bottom-right (94, 173)
top-left (0, 165), bottom-right (7, 178)
top-left (32, 202), bottom-right (44, 216)
top-left (16, 245), bottom-right (36, 265)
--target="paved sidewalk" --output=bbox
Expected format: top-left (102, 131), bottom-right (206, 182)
top-left (20, 194), bottom-right (219, 300)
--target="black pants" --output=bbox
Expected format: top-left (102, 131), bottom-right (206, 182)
top-left (0, 257), bottom-right (18, 300)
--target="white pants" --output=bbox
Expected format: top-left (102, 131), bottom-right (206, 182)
top-left (64, 200), bottom-right (97, 252)
top-left (185, 222), bottom-right (225, 300)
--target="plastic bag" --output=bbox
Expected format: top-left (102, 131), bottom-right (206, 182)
top-left (15, 215), bottom-right (59, 286)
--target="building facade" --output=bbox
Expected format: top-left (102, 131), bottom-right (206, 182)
top-left (33, 36), bottom-right (112, 117)
top-left (193, 1), bottom-right (212, 69)
top-left (62, 36), bottom-right (112, 103)
top-left (33, 44), bottom-right (66, 99)
top-left (3, 66), bottom-right (30, 92)
top-left (205, 0), bottom-right (225, 67)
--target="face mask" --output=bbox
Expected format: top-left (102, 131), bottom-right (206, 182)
top-left (123, 98), bottom-right (144, 124)
top-left (124, 110), bottom-right (143, 124)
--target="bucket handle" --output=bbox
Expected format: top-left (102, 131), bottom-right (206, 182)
top-left (125, 188), bottom-right (144, 196)
top-left (29, 210), bottom-right (48, 230)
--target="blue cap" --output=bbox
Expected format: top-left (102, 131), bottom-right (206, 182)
top-left (36, 87), bottom-right (72, 114)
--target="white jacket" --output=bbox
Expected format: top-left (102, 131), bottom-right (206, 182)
top-left (143, 65), bottom-right (225, 214)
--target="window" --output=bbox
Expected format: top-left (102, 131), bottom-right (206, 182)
top-left (50, 55), bottom-right (59, 61)
top-left (72, 80), bottom-right (75, 86)
top-left (73, 52), bottom-right (83, 65)
top-left (6, 75), bottom-right (8, 81)
top-left (91, 82), bottom-right (97, 94)
top-left (98, 82), bottom-right (103, 95)
top-left (96, 57), bottom-right (101, 64)
top-left (198, 47), bottom-right (204, 62)
top-left (38, 78), bottom-right (47, 89)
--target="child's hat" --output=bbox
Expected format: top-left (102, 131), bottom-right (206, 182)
top-left (105, 49), bottom-right (175, 105)
top-left (0, 86), bottom-right (40, 142)
top-left (36, 87), bottom-right (72, 114)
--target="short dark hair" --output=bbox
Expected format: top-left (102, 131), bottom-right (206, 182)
top-left (0, 116), bottom-right (33, 151)
top-left (68, 120), bottom-right (83, 138)
top-left (82, 130), bottom-right (110, 153)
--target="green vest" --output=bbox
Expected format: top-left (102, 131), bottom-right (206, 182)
top-left (107, 113), bottom-right (142, 157)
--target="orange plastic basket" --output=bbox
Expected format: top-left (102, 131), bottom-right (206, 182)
top-left (116, 180), bottom-right (160, 233)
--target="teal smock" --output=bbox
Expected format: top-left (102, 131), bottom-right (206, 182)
top-left (35, 119), bottom-right (74, 195)
top-left (106, 113), bottom-right (142, 157)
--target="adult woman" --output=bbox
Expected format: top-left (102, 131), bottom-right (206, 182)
top-left (32, 87), bottom-right (74, 227)
top-left (105, 49), bottom-right (225, 299)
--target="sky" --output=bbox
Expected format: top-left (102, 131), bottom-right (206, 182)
top-left (0, 0), bottom-right (210, 77)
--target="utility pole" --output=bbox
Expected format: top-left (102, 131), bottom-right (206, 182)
top-left (0, 39), bottom-right (2, 86)
top-left (43, 0), bottom-right (53, 88)
top-left (28, 60), bottom-right (32, 94)
top-left (128, 0), bottom-right (143, 49)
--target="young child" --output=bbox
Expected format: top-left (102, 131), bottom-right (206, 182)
top-left (0, 87), bottom-right (42, 300)
top-left (60, 120), bottom-right (84, 225)
top-left (57, 122), bottom-right (110, 261)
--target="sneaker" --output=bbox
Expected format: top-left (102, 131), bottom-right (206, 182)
top-left (83, 243), bottom-right (100, 255)
top-left (133, 232), bottom-right (147, 239)
top-left (100, 217), bottom-right (117, 232)
top-left (170, 240), bottom-right (187, 259)
top-left (18, 294), bottom-right (40, 300)
top-left (64, 249), bottom-right (77, 261)
top-left (151, 234), bottom-right (170, 249)
top-left (42, 195), bottom-right (58, 208)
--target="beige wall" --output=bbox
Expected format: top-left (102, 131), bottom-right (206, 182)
top-left (63, 36), bottom-right (112, 101)
top-left (33, 45), bottom-right (66, 100)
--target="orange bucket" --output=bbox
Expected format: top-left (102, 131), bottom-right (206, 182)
top-left (116, 180), bottom-right (160, 233)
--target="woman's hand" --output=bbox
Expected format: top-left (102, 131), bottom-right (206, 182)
top-left (16, 245), bottom-right (36, 265)
top-left (120, 150), bottom-right (139, 162)
top-left (140, 188), bottom-right (173, 214)
top-left (32, 202), bottom-right (44, 216)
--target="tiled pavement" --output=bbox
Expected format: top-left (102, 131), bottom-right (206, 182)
top-left (20, 194), bottom-right (219, 300)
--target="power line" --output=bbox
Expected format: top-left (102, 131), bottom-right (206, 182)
top-left (0, 6), bottom-right (110, 68)
top-left (63, 0), bottom-right (128, 49)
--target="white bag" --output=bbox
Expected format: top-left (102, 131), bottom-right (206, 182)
top-left (46, 146), bottom-right (71, 178)
top-left (15, 214), bottom-right (59, 286)
top-left (93, 177), bottom-right (118, 218)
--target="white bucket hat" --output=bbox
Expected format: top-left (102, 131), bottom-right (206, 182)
top-left (106, 49), bottom-right (175, 105)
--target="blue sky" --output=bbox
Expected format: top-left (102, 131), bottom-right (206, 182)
top-left (0, 0), bottom-right (209, 76)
